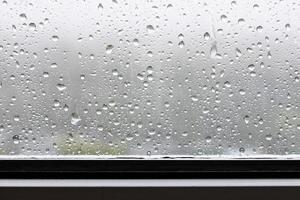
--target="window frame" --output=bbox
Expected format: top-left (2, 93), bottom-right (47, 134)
top-left (0, 160), bottom-right (299, 179)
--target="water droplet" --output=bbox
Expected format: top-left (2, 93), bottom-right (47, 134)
top-left (178, 33), bottom-right (184, 40)
top-left (244, 115), bottom-right (250, 124)
top-left (265, 134), bottom-right (272, 141)
top-left (253, 4), bottom-right (259, 10)
top-left (239, 147), bottom-right (245, 153)
top-left (236, 48), bottom-right (242, 57)
top-left (238, 18), bottom-right (245, 24)
top-left (148, 129), bottom-right (156, 135)
top-left (239, 89), bottom-right (246, 95)
top-left (13, 135), bottom-right (20, 144)
top-left (178, 41), bottom-right (185, 48)
top-left (13, 115), bottom-right (20, 122)
top-left (205, 136), bottom-right (212, 143)
top-left (71, 112), bottom-right (81, 125)
top-left (224, 81), bottom-right (231, 88)
top-left (167, 4), bottom-right (173, 9)
top-left (247, 64), bottom-right (255, 71)
top-left (133, 38), bottom-right (139, 46)
top-left (56, 83), bottom-right (66, 91)
top-left (19, 13), bottom-right (27, 20)
top-left (256, 26), bottom-right (263, 32)
top-left (29, 23), bottom-right (36, 31)
top-left (285, 23), bottom-right (291, 31)
top-left (146, 66), bottom-right (153, 74)
top-left (98, 3), bottom-right (104, 10)
top-left (204, 32), bottom-right (210, 40)
top-left (106, 45), bottom-right (114, 54)
top-left (220, 14), bottom-right (227, 22)
top-left (50, 63), bottom-right (57, 68)
top-left (52, 35), bottom-right (59, 41)
top-left (146, 25), bottom-right (155, 34)
top-left (191, 95), bottom-right (199, 102)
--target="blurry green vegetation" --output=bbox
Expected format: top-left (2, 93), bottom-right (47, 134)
top-left (0, 148), bottom-right (8, 155)
top-left (57, 136), bottom-right (127, 156)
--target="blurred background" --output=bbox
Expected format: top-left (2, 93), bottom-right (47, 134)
top-left (0, 0), bottom-right (299, 158)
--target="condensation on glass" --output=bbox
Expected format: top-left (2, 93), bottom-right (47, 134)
top-left (0, 0), bottom-right (299, 158)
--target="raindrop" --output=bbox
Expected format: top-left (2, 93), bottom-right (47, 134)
top-left (106, 45), bottom-right (114, 54)
top-left (285, 23), bottom-right (291, 31)
top-left (146, 25), bottom-right (155, 33)
top-left (191, 95), bottom-right (199, 102)
top-left (244, 115), bottom-right (250, 124)
top-left (50, 63), bottom-right (57, 68)
top-left (178, 41), bottom-right (185, 48)
top-left (204, 32), bottom-right (210, 40)
top-left (56, 83), bottom-right (66, 91)
top-left (98, 3), bottom-right (104, 10)
top-left (29, 23), bottom-right (36, 31)
top-left (71, 112), bottom-right (81, 125)
top-left (256, 26), bottom-right (263, 32)
top-left (19, 13), bottom-right (27, 20)
top-left (13, 135), bottom-right (20, 144)
top-left (52, 35), bottom-right (59, 41)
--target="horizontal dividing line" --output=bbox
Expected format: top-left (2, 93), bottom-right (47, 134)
top-left (1, 179), bottom-right (300, 187)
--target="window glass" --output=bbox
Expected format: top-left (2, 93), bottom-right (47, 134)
top-left (0, 0), bottom-right (299, 158)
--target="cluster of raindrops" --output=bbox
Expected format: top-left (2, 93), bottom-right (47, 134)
top-left (0, 0), bottom-right (299, 157)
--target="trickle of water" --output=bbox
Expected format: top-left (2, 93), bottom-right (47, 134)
top-left (210, 42), bottom-right (217, 58)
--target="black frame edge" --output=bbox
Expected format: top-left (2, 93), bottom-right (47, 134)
top-left (0, 160), bottom-right (299, 179)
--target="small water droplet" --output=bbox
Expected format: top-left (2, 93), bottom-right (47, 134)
top-left (146, 25), bottom-right (155, 34)
top-left (256, 26), bottom-right (263, 32)
top-left (29, 23), bottom-right (36, 31)
top-left (191, 95), bottom-right (199, 102)
top-left (98, 3), bottom-right (103, 10)
top-left (19, 13), bottom-right (27, 20)
top-left (56, 83), bottom-right (66, 91)
top-left (236, 48), bottom-right (242, 57)
top-left (71, 112), bottom-right (81, 125)
top-left (204, 32), bottom-right (210, 40)
top-left (244, 115), bottom-right (250, 124)
top-left (178, 41), bottom-right (185, 48)
top-left (285, 23), bottom-right (291, 31)
top-left (13, 135), bottom-right (20, 144)
top-left (50, 63), bottom-right (57, 68)
top-left (106, 45), bottom-right (114, 54)
top-left (52, 35), bottom-right (59, 41)
top-left (205, 136), bottom-right (212, 143)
